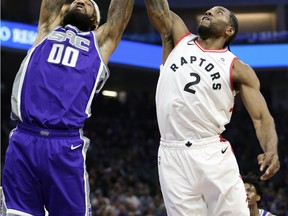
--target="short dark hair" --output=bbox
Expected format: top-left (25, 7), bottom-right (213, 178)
top-left (242, 172), bottom-right (263, 199)
top-left (224, 11), bottom-right (239, 49)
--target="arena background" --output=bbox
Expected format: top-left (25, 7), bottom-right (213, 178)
top-left (1, 0), bottom-right (288, 215)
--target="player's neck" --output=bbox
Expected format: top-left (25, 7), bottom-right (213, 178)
top-left (249, 205), bottom-right (260, 216)
top-left (197, 37), bottom-right (225, 50)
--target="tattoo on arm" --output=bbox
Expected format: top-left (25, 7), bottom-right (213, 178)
top-left (42, 0), bottom-right (67, 16)
top-left (145, 0), bottom-right (172, 35)
top-left (150, 0), bottom-right (166, 12)
top-left (107, 0), bottom-right (134, 26)
top-left (146, 0), bottom-right (170, 21)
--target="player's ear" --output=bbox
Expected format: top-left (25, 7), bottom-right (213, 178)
top-left (90, 17), bottom-right (98, 30)
top-left (256, 194), bottom-right (261, 202)
top-left (226, 26), bottom-right (235, 37)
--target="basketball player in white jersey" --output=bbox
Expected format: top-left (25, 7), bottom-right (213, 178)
top-left (144, 1), bottom-right (280, 215)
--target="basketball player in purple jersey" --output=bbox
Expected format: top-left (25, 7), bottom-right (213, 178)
top-left (144, 1), bottom-right (280, 215)
top-left (2, 0), bottom-right (134, 215)
top-left (243, 173), bottom-right (276, 216)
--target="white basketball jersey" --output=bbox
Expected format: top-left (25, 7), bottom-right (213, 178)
top-left (156, 33), bottom-right (238, 141)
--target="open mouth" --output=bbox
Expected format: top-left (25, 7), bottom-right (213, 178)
top-left (75, 5), bottom-right (84, 10)
top-left (202, 16), bottom-right (210, 21)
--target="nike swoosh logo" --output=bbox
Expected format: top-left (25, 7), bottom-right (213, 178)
top-left (221, 147), bottom-right (228, 154)
top-left (71, 144), bottom-right (82, 150)
top-left (187, 39), bottom-right (195, 45)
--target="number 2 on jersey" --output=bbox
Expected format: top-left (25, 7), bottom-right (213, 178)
top-left (184, 72), bottom-right (200, 94)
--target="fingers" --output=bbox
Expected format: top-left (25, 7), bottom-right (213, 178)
top-left (258, 153), bottom-right (280, 180)
top-left (257, 154), bottom-right (264, 170)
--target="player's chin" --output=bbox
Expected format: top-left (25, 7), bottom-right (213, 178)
top-left (247, 200), bottom-right (252, 206)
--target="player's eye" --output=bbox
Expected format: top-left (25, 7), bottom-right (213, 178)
top-left (86, 1), bottom-right (92, 6)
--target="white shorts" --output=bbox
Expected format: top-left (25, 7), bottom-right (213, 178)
top-left (158, 135), bottom-right (249, 216)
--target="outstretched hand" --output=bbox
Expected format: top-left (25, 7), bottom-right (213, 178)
top-left (257, 152), bottom-right (280, 180)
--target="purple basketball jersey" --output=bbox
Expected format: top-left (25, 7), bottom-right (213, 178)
top-left (11, 25), bottom-right (109, 129)
top-left (3, 25), bottom-right (106, 215)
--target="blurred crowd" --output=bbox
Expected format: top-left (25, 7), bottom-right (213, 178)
top-left (1, 89), bottom-right (288, 216)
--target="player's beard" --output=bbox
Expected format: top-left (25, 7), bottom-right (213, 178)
top-left (62, 9), bottom-right (93, 32)
top-left (197, 23), bottom-right (221, 40)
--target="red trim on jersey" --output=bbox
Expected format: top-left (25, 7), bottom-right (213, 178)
top-left (219, 135), bottom-right (227, 142)
top-left (175, 32), bottom-right (191, 46)
top-left (230, 57), bottom-right (238, 91)
top-left (195, 40), bottom-right (228, 52)
top-left (230, 143), bottom-right (235, 154)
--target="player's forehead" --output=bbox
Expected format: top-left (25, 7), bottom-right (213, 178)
top-left (211, 6), bottom-right (230, 14)
top-left (244, 183), bottom-right (257, 191)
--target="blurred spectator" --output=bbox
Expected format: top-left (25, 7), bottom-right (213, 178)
top-left (243, 172), bottom-right (276, 215)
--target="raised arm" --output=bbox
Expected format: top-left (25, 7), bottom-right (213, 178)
top-left (97, 0), bottom-right (134, 64)
top-left (233, 60), bottom-right (280, 180)
top-left (34, 0), bottom-right (69, 46)
top-left (144, 0), bottom-right (189, 63)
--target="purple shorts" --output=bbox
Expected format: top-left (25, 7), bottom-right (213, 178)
top-left (2, 123), bottom-right (92, 216)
